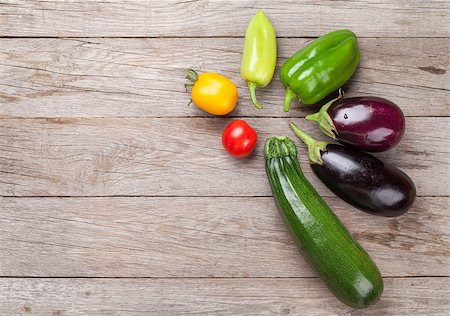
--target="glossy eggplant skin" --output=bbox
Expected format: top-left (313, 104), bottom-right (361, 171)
top-left (312, 144), bottom-right (416, 216)
top-left (307, 97), bottom-right (405, 152)
top-left (330, 97), bottom-right (405, 152)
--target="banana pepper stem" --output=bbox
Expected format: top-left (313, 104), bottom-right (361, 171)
top-left (248, 82), bottom-right (263, 109)
top-left (289, 122), bottom-right (328, 165)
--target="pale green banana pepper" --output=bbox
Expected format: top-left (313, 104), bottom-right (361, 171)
top-left (241, 10), bottom-right (277, 109)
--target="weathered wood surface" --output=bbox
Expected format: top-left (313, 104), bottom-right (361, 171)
top-left (2, 277), bottom-right (449, 315)
top-left (1, 196), bottom-right (448, 277)
top-left (0, 117), bottom-right (448, 197)
top-left (1, 0), bottom-right (449, 314)
top-left (1, 38), bottom-right (448, 118)
top-left (1, 0), bottom-right (449, 38)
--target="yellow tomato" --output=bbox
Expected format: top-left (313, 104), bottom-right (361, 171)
top-left (188, 71), bottom-right (238, 115)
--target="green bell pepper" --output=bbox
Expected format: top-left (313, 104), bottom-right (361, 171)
top-left (280, 30), bottom-right (360, 112)
top-left (241, 10), bottom-right (277, 109)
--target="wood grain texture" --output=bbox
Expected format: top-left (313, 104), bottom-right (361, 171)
top-left (2, 277), bottom-right (449, 315)
top-left (1, 196), bottom-right (448, 277)
top-left (0, 38), bottom-right (448, 118)
top-left (1, 0), bottom-right (449, 38)
top-left (0, 117), bottom-right (448, 197)
top-left (1, 2), bottom-right (449, 315)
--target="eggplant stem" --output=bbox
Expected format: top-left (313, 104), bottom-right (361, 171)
top-left (289, 122), bottom-right (328, 165)
top-left (289, 122), bottom-right (316, 147)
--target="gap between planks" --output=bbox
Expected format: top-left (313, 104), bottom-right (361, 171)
top-left (1, 36), bottom-right (450, 39)
top-left (0, 115), bottom-right (448, 120)
top-left (0, 194), bottom-right (446, 198)
top-left (0, 276), bottom-right (448, 279)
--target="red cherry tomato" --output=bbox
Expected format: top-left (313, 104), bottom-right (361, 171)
top-left (222, 120), bottom-right (257, 157)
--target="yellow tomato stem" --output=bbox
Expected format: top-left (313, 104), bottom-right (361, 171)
top-left (185, 68), bottom-right (199, 83)
top-left (184, 83), bottom-right (194, 92)
top-left (248, 82), bottom-right (263, 109)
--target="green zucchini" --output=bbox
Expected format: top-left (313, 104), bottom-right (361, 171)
top-left (265, 136), bottom-right (383, 308)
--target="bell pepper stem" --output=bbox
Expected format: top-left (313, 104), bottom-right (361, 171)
top-left (305, 94), bottom-right (342, 140)
top-left (248, 82), bottom-right (263, 109)
top-left (284, 88), bottom-right (297, 112)
top-left (289, 122), bottom-right (328, 165)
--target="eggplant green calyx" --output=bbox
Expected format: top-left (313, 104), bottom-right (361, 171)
top-left (289, 122), bottom-right (328, 165)
top-left (265, 136), bottom-right (298, 160)
top-left (305, 92), bottom-right (343, 139)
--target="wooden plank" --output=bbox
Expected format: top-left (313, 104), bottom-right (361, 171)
top-left (1, 1), bottom-right (449, 37)
top-left (1, 196), bottom-right (448, 277)
top-left (0, 117), bottom-right (448, 197)
top-left (0, 38), bottom-right (448, 118)
top-left (1, 277), bottom-right (448, 315)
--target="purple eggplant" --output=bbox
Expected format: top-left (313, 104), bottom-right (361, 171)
top-left (290, 123), bottom-right (416, 217)
top-left (306, 95), bottom-right (405, 152)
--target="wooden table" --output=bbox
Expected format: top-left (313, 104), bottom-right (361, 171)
top-left (1, 1), bottom-right (449, 315)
